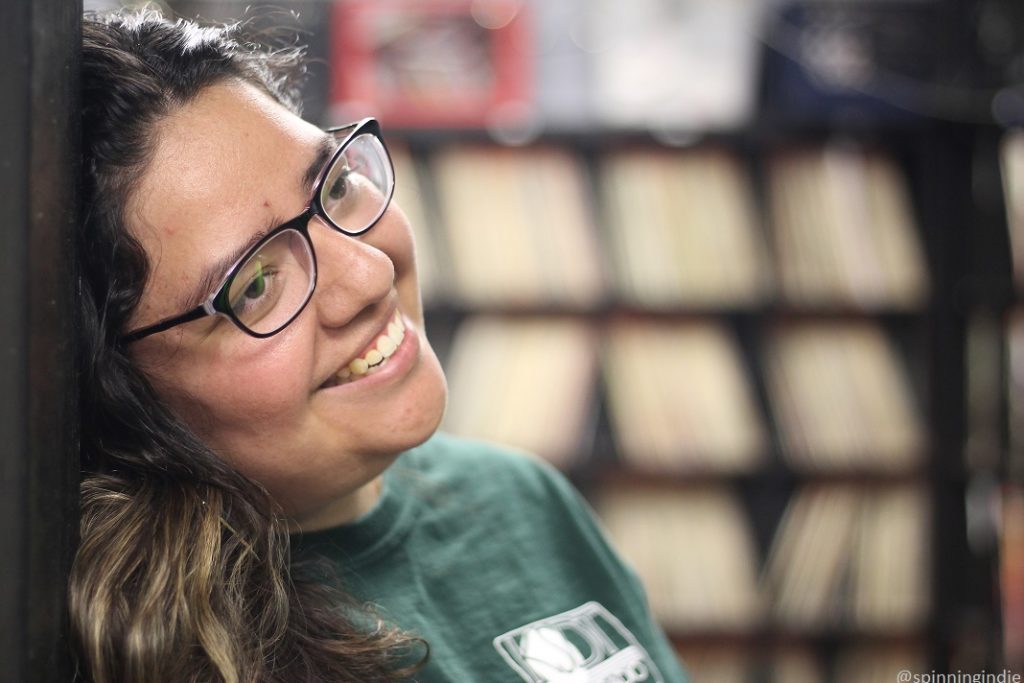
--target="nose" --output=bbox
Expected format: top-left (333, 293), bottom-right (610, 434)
top-left (308, 216), bottom-right (394, 329)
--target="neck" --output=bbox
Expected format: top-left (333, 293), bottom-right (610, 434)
top-left (289, 475), bottom-right (384, 533)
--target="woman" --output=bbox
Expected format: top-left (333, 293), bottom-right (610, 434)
top-left (75, 9), bottom-right (688, 682)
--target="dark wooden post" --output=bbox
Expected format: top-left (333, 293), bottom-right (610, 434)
top-left (0, 1), bottom-right (81, 680)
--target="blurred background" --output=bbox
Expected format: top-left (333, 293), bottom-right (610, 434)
top-left (85, 0), bottom-right (1024, 680)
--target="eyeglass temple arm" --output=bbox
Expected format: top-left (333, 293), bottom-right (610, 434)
top-left (121, 306), bottom-right (209, 344)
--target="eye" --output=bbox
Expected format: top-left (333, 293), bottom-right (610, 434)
top-left (326, 166), bottom-right (351, 202)
top-left (231, 258), bottom-right (274, 313)
top-left (219, 254), bottom-right (280, 322)
top-left (241, 260), bottom-right (267, 300)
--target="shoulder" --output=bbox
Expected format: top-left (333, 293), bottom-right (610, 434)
top-left (405, 430), bottom-right (543, 470)
top-left (396, 433), bottom-right (622, 572)
top-left (400, 431), bottom-right (576, 501)
top-left (393, 432), bottom-right (594, 530)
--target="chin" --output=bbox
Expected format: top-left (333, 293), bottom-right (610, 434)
top-left (363, 353), bottom-right (448, 459)
top-left (395, 364), bottom-right (448, 452)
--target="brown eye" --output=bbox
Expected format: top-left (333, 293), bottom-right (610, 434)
top-left (326, 168), bottom-right (350, 202)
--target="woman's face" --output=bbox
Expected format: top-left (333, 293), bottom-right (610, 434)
top-left (126, 79), bottom-right (447, 529)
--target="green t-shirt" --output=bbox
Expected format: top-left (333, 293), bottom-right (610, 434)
top-left (293, 432), bottom-right (690, 682)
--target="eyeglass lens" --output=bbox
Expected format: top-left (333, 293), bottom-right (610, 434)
top-left (225, 131), bottom-right (392, 335)
top-left (319, 133), bottom-right (394, 234)
top-left (223, 230), bottom-right (315, 335)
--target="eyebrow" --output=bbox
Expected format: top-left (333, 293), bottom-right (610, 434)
top-left (178, 228), bottom-right (270, 313)
top-left (303, 134), bottom-right (336, 194)
top-left (177, 133), bottom-right (338, 313)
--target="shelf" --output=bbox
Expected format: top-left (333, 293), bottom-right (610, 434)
top-left (424, 301), bottom-right (934, 321)
top-left (582, 462), bottom-right (934, 489)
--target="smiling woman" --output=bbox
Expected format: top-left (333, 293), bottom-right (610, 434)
top-left (74, 8), bottom-right (689, 683)
top-left (75, 12), bottom-right (441, 682)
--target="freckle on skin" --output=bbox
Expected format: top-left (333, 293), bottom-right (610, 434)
top-left (263, 200), bottom-right (270, 208)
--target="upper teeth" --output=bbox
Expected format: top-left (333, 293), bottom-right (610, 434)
top-left (331, 311), bottom-right (406, 385)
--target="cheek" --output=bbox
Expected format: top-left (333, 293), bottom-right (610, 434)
top-left (206, 360), bottom-right (306, 423)
top-left (149, 338), bottom-right (313, 448)
top-left (368, 205), bottom-right (423, 323)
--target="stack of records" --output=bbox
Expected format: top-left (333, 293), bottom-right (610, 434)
top-left (767, 144), bottom-right (929, 310)
top-left (596, 487), bottom-right (764, 633)
top-left (432, 146), bottom-right (606, 308)
top-left (761, 484), bottom-right (930, 632)
top-left (442, 315), bottom-right (597, 469)
top-left (603, 321), bottom-right (766, 473)
top-left (601, 147), bottom-right (770, 309)
top-left (1001, 130), bottom-right (1024, 291)
top-left (764, 322), bottom-right (925, 472)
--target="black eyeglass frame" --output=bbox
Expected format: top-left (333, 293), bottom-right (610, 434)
top-left (121, 118), bottom-right (394, 344)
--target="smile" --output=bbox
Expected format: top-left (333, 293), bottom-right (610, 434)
top-left (320, 310), bottom-right (406, 389)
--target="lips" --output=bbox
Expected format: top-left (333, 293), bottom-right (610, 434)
top-left (319, 310), bottom-right (407, 389)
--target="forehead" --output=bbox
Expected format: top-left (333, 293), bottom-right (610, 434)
top-left (128, 79), bottom-right (323, 324)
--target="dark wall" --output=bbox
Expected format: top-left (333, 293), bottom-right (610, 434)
top-left (0, 1), bottom-right (81, 680)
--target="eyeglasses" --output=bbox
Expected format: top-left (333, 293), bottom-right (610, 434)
top-left (122, 118), bottom-right (395, 343)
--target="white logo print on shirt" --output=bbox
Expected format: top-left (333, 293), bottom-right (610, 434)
top-left (492, 602), bottom-right (664, 683)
